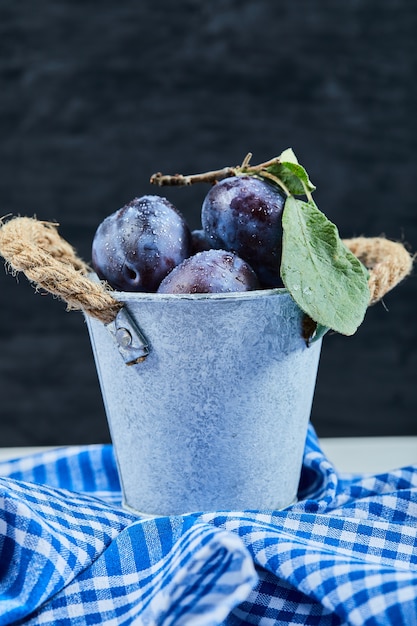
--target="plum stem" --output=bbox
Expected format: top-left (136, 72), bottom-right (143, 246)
top-left (150, 154), bottom-right (290, 189)
top-left (301, 180), bottom-right (314, 204)
top-left (254, 170), bottom-right (291, 197)
top-left (150, 166), bottom-right (237, 186)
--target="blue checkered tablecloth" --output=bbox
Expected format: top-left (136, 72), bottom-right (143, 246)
top-left (0, 425), bottom-right (416, 625)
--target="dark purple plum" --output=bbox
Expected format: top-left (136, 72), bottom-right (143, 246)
top-left (201, 176), bottom-right (286, 287)
top-left (92, 196), bottom-right (192, 292)
top-left (190, 229), bottom-right (213, 254)
top-left (157, 249), bottom-right (260, 294)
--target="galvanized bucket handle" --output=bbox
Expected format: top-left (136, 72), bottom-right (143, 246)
top-left (0, 216), bottom-right (413, 360)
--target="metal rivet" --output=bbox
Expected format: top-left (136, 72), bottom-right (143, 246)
top-left (115, 327), bottom-right (132, 348)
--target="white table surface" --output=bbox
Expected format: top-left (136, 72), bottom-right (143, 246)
top-left (0, 437), bottom-right (416, 474)
top-left (320, 436), bottom-right (417, 473)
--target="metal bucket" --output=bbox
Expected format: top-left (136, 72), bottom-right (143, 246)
top-left (85, 287), bottom-right (323, 516)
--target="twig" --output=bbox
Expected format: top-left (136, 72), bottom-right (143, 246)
top-left (149, 155), bottom-right (285, 187)
top-left (150, 167), bottom-right (237, 187)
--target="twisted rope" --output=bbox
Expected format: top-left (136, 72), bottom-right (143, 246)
top-left (0, 217), bottom-right (413, 324)
top-left (343, 236), bottom-right (413, 305)
top-left (0, 217), bottom-right (122, 324)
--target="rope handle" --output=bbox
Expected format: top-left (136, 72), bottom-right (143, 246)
top-left (0, 217), bottom-right (121, 324)
top-left (0, 216), bottom-right (413, 324)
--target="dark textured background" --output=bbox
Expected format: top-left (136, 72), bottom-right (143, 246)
top-left (0, 1), bottom-right (416, 445)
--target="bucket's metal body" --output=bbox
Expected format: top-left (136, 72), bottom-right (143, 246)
top-left (85, 288), bottom-right (322, 516)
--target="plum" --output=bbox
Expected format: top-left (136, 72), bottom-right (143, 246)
top-left (201, 175), bottom-right (286, 287)
top-left (92, 195), bottom-right (192, 292)
top-left (190, 229), bottom-right (213, 254)
top-left (157, 249), bottom-right (260, 294)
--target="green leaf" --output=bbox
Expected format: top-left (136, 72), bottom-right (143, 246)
top-left (278, 147), bottom-right (299, 164)
top-left (261, 150), bottom-right (316, 196)
top-left (281, 197), bottom-right (370, 336)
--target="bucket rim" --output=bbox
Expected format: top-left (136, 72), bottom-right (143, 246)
top-left (89, 272), bottom-right (290, 303)
top-left (108, 285), bottom-right (289, 303)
